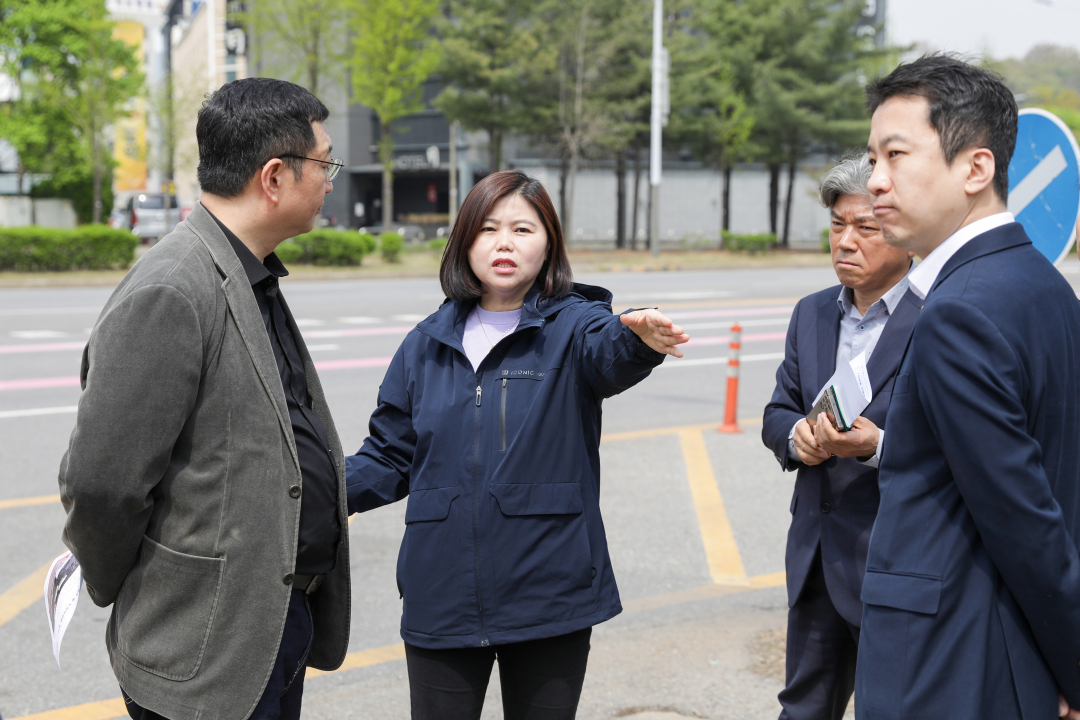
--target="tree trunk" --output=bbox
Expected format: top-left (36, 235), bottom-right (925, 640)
top-left (380, 120), bottom-right (394, 228)
top-left (16, 161), bottom-right (25, 197)
top-left (559, 148), bottom-right (569, 233)
top-left (722, 165), bottom-right (731, 232)
top-left (490, 127), bottom-right (503, 173)
top-left (781, 160), bottom-right (797, 248)
top-left (92, 134), bottom-right (103, 225)
top-left (615, 150), bottom-right (626, 249)
top-left (768, 163), bottom-right (780, 237)
top-left (631, 148), bottom-right (641, 251)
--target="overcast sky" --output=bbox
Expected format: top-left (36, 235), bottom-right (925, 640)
top-left (888, 0), bottom-right (1080, 60)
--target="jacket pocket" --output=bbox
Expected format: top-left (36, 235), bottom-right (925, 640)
top-left (892, 372), bottom-right (911, 395)
top-left (488, 483), bottom-right (594, 630)
top-left (861, 569), bottom-right (941, 614)
top-left (400, 487), bottom-right (469, 637)
top-left (114, 535), bottom-right (225, 681)
top-left (497, 369), bottom-right (548, 453)
top-left (405, 486), bottom-right (460, 523)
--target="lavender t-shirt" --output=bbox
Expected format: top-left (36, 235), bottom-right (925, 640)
top-left (463, 305), bottom-right (521, 371)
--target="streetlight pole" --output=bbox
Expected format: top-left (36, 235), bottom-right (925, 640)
top-left (648, 0), bottom-right (664, 257)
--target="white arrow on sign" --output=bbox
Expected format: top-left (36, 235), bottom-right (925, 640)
top-left (1008, 144), bottom-right (1067, 216)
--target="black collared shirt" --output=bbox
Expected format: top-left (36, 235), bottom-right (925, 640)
top-left (211, 213), bottom-right (341, 575)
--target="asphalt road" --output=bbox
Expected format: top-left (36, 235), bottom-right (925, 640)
top-left (2, 260), bottom-right (1079, 719)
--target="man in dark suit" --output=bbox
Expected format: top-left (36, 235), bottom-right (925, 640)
top-left (763, 153), bottom-right (918, 720)
top-left (854, 55), bottom-right (1080, 720)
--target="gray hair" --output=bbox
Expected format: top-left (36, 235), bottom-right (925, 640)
top-left (819, 153), bottom-right (872, 209)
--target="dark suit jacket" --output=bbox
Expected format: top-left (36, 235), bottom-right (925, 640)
top-left (763, 283), bottom-right (920, 626)
top-left (855, 223), bottom-right (1080, 720)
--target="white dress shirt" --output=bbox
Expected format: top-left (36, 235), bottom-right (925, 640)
top-left (908, 212), bottom-right (1015, 299)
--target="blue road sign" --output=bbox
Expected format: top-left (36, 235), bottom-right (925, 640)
top-left (1008, 108), bottom-right (1080, 265)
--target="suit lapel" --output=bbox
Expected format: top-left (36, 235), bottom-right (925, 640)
top-left (931, 222), bottom-right (1031, 295)
top-left (866, 289), bottom-right (921, 396)
top-left (185, 204), bottom-right (295, 455)
top-left (815, 289), bottom-right (843, 394)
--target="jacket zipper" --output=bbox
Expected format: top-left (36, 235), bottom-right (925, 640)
top-left (472, 372), bottom-right (489, 646)
top-left (500, 378), bottom-right (507, 452)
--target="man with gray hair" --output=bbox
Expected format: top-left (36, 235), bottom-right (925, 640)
top-left (761, 153), bottom-right (917, 720)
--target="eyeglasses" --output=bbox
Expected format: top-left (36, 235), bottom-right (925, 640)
top-left (278, 154), bottom-right (344, 182)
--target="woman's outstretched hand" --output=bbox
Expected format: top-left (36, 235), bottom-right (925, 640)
top-left (620, 309), bottom-right (690, 358)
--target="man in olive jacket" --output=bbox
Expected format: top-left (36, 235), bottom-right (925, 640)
top-left (58, 79), bottom-right (350, 720)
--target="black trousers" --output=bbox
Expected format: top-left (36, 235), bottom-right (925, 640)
top-left (778, 552), bottom-right (860, 720)
top-left (123, 589), bottom-right (314, 720)
top-left (405, 627), bottom-right (592, 720)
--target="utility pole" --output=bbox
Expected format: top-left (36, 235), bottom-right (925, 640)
top-left (449, 121), bottom-right (459, 226)
top-left (648, 0), bottom-right (668, 257)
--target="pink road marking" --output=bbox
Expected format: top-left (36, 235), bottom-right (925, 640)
top-left (0, 329), bottom-right (786, 391)
top-left (302, 326), bottom-right (414, 339)
top-left (0, 376), bottom-right (82, 391)
top-left (0, 342), bottom-right (86, 355)
top-left (670, 306), bottom-right (794, 320)
top-left (313, 357), bottom-right (394, 371)
top-left (684, 331), bottom-right (788, 347)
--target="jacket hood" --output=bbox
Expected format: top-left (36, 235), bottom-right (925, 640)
top-left (417, 282), bottom-right (614, 349)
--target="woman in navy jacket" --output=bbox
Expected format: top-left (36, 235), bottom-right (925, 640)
top-left (345, 170), bottom-right (688, 720)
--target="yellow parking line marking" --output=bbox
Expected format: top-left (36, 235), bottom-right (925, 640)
top-left (749, 571), bottom-right (786, 589)
top-left (602, 418), bottom-right (762, 443)
top-left (7, 570), bottom-right (786, 718)
top-left (0, 494), bottom-right (60, 510)
top-left (678, 429), bottom-right (749, 586)
top-left (0, 560), bottom-right (52, 628)
top-left (8, 698), bottom-right (128, 720)
top-left (306, 641), bottom-right (406, 678)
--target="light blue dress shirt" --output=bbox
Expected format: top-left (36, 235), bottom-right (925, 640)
top-left (788, 265), bottom-right (912, 468)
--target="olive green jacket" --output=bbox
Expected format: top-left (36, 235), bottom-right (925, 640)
top-left (59, 203), bottom-right (351, 720)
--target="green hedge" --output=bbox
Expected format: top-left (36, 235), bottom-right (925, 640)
top-left (380, 232), bottom-right (404, 263)
top-left (820, 228), bottom-right (831, 253)
top-left (721, 231), bottom-right (776, 254)
top-left (0, 225), bottom-right (138, 271)
top-left (277, 229), bottom-right (377, 266)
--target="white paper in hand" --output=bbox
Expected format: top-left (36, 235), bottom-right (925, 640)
top-left (44, 551), bottom-right (82, 668)
top-left (849, 351), bottom-right (873, 403)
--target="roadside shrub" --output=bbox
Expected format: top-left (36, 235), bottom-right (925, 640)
top-left (284, 229), bottom-right (376, 266)
top-left (721, 231), bottom-right (776, 255)
top-left (274, 241), bottom-right (303, 265)
top-left (0, 225), bottom-right (138, 271)
top-left (427, 237), bottom-right (447, 255)
top-left (380, 232), bottom-right (404, 263)
top-left (820, 228), bottom-right (831, 253)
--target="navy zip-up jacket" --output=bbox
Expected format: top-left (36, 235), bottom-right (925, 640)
top-left (345, 283), bottom-right (665, 649)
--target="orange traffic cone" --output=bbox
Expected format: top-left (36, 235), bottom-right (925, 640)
top-left (718, 322), bottom-right (743, 434)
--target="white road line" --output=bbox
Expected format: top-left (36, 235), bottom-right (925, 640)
top-left (305, 344), bottom-right (340, 352)
top-left (658, 352), bottom-right (785, 369)
top-left (0, 406), bottom-right (78, 419)
top-left (679, 317), bottom-right (790, 331)
top-left (10, 330), bottom-right (67, 339)
top-left (338, 316), bottom-right (381, 324)
top-left (0, 307), bottom-right (102, 317)
top-left (293, 318), bottom-right (326, 327)
top-left (1009, 145), bottom-right (1067, 216)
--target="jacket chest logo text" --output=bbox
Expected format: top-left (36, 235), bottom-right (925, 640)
top-left (502, 369), bottom-right (544, 379)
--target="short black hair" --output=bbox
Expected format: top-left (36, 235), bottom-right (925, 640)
top-left (196, 78), bottom-right (330, 197)
top-left (866, 54), bottom-right (1017, 203)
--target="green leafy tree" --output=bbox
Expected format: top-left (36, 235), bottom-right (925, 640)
top-left (0, 0), bottom-right (142, 222)
top-left (434, 0), bottom-right (555, 173)
top-left (236, 0), bottom-right (348, 96)
top-left (721, 0), bottom-right (889, 245)
top-left (347, 0), bottom-right (441, 226)
top-left (668, 0), bottom-right (753, 236)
